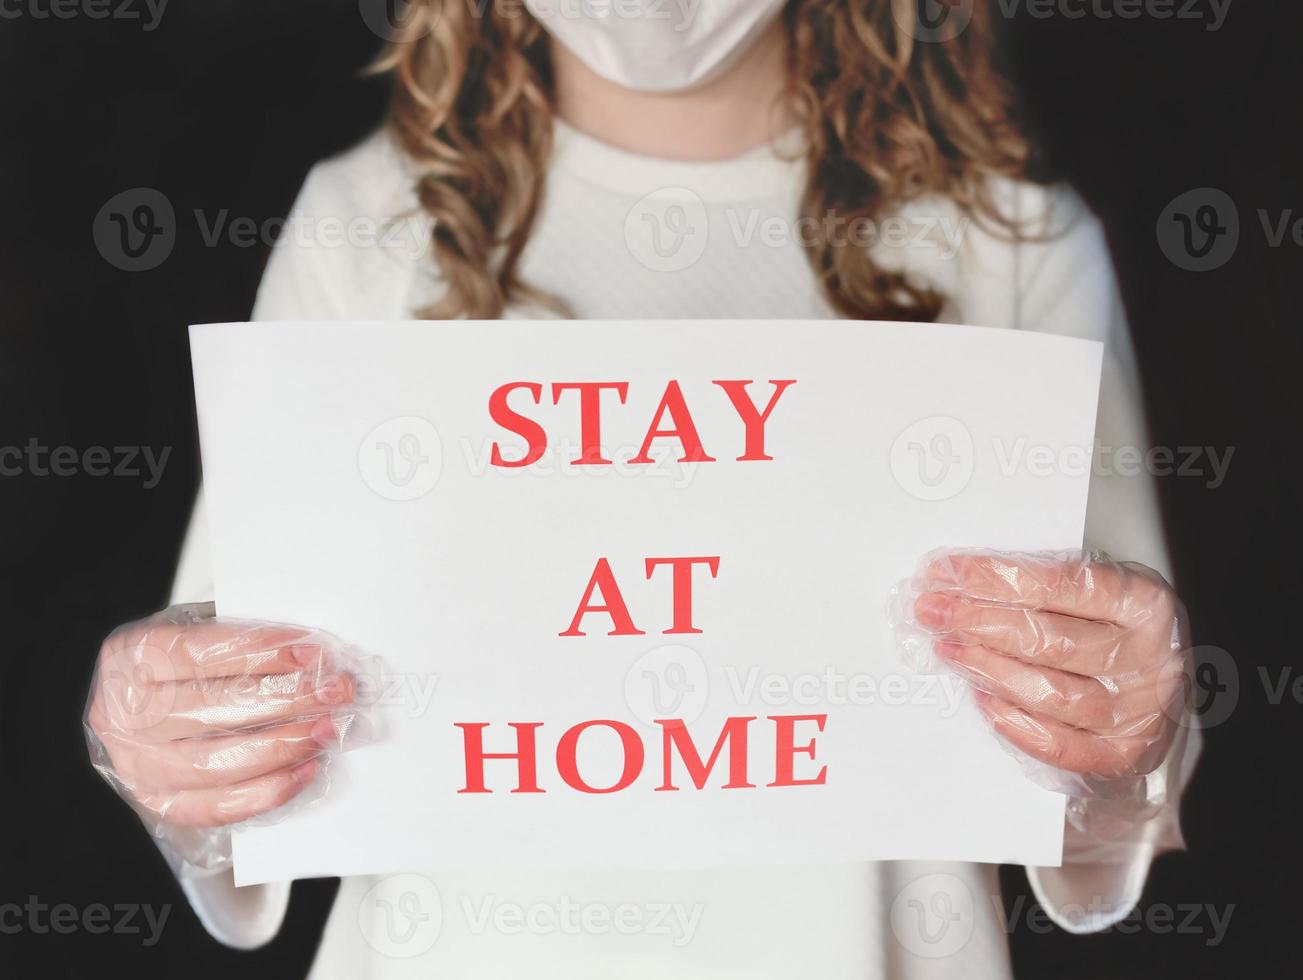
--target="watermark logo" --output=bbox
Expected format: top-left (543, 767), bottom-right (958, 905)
top-left (0, 0), bottom-right (169, 31)
top-left (461, 894), bottom-right (704, 945)
top-left (0, 440), bottom-right (171, 487)
top-left (352, 670), bottom-right (441, 719)
top-left (358, 874), bottom-right (443, 958)
top-left (1157, 187), bottom-right (1239, 272)
top-left (894, 0), bottom-right (975, 43)
top-left (0, 897), bottom-right (171, 946)
top-left (528, 0), bottom-right (700, 31)
top-left (624, 643), bottom-right (710, 728)
top-left (891, 425), bottom-right (1234, 501)
top-left (358, 416), bottom-right (443, 501)
top-left (93, 188), bottom-right (176, 272)
top-left (890, 416), bottom-right (974, 501)
top-left (624, 187), bottom-right (709, 272)
top-left (995, 0), bottom-right (1232, 31)
top-left (459, 437), bottom-right (701, 490)
top-left (1161, 644), bottom-right (1238, 729)
top-left (724, 207), bottom-right (968, 258)
top-left (996, 893), bottom-right (1234, 945)
top-left (359, 0), bottom-right (436, 41)
top-left (995, 440), bottom-right (1234, 490)
top-left (890, 872), bottom-right (974, 958)
top-left (94, 187), bottom-right (430, 272)
top-left (723, 665), bottom-right (966, 716)
top-left (95, 641), bottom-right (179, 735)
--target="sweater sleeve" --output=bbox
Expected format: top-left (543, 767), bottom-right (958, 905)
top-left (165, 145), bottom-right (383, 947)
top-left (1000, 184), bottom-right (1202, 933)
top-left (163, 487), bottom-right (291, 948)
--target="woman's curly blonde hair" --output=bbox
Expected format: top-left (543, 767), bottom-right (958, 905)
top-left (377, 0), bottom-right (1029, 320)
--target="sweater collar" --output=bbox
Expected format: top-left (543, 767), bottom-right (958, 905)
top-left (549, 117), bottom-right (804, 203)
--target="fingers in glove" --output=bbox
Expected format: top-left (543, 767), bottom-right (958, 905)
top-left (90, 666), bottom-right (354, 742)
top-left (974, 692), bottom-right (1170, 778)
top-left (106, 717), bottom-right (340, 793)
top-left (136, 759), bottom-right (322, 828)
top-left (915, 594), bottom-right (1137, 675)
top-left (111, 670), bottom-right (353, 741)
top-left (934, 641), bottom-right (1168, 731)
top-left (924, 553), bottom-right (1166, 629)
top-left (103, 619), bottom-right (332, 683)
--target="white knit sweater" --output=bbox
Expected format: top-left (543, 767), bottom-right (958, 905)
top-left (168, 120), bottom-right (1193, 979)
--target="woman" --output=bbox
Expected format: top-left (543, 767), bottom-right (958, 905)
top-left (86, 2), bottom-right (1197, 976)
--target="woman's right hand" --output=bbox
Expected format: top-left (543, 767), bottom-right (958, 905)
top-left (84, 603), bottom-right (361, 872)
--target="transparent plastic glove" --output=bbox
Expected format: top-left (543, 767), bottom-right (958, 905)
top-left (84, 603), bottom-right (374, 879)
top-left (891, 550), bottom-right (1192, 856)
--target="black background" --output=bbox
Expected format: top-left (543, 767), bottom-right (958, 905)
top-left (1, 1), bottom-right (1298, 976)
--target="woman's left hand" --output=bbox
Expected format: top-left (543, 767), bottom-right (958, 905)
top-left (911, 552), bottom-right (1189, 783)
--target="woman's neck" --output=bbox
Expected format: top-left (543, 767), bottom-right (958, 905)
top-left (550, 19), bottom-right (795, 162)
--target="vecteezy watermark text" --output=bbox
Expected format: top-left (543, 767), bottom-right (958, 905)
top-left (93, 187), bottom-right (430, 273)
top-left (890, 415), bottom-right (1234, 502)
top-left (723, 665), bottom-right (966, 716)
top-left (461, 894), bottom-right (704, 946)
top-left (0, 439), bottom-right (170, 488)
top-left (0, 0), bottom-right (169, 30)
top-left (995, 0), bottom-right (1231, 31)
top-left (0, 896), bottom-right (171, 946)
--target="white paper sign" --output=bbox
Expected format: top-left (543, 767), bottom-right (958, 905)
top-left (188, 320), bottom-right (1101, 887)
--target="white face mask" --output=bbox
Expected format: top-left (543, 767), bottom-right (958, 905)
top-left (524, 0), bottom-right (788, 93)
